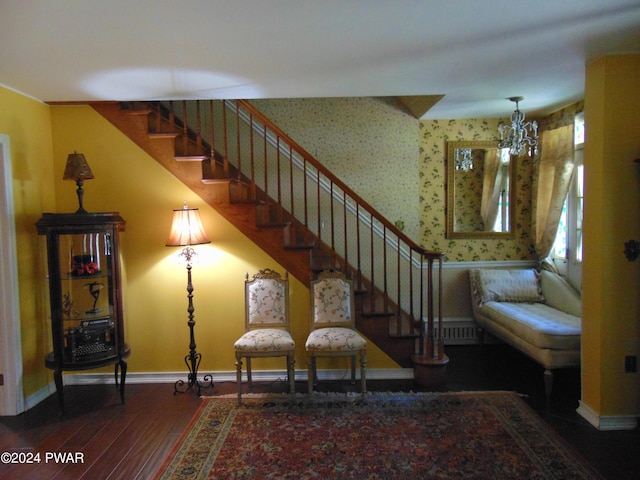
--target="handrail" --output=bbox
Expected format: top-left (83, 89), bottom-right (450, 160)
top-left (148, 99), bottom-right (444, 360)
top-left (237, 100), bottom-right (441, 260)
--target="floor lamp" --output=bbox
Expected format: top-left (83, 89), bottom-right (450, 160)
top-left (166, 203), bottom-right (214, 395)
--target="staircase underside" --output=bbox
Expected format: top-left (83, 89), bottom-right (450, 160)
top-left (91, 101), bottom-right (421, 368)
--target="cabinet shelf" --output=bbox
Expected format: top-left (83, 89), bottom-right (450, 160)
top-left (45, 343), bottom-right (131, 370)
top-left (62, 272), bottom-right (108, 280)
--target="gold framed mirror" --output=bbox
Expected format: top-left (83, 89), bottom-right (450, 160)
top-left (446, 141), bottom-right (515, 239)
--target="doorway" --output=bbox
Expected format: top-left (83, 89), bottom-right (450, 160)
top-left (0, 134), bottom-right (25, 415)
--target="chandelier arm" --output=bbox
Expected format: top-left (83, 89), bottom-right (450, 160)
top-left (498, 97), bottom-right (539, 156)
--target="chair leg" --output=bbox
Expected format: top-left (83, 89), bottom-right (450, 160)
top-left (360, 350), bottom-right (367, 396)
top-left (287, 353), bottom-right (295, 394)
top-left (235, 354), bottom-right (243, 405)
top-left (247, 358), bottom-right (253, 386)
top-left (350, 355), bottom-right (356, 384)
top-left (308, 356), bottom-right (315, 394)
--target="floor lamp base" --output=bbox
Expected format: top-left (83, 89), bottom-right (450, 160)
top-left (173, 352), bottom-right (215, 396)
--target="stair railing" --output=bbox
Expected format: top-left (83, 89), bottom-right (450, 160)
top-left (154, 99), bottom-right (444, 359)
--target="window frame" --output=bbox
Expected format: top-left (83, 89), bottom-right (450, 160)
top-left (550, 113), bottom-right (584, 290)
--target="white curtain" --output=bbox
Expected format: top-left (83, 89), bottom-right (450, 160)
top-left (480, 148), bottom-right (503, 231)
top-left (532, 107), bottom-right (577, 259)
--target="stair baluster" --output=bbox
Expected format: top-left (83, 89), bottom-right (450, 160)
top-left (92, 99), bottom-right (445, 369)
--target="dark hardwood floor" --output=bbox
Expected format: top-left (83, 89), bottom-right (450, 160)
top-left (1, 344), bottom-right (638, 479)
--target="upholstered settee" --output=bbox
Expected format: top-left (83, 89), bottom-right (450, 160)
top-left (468, 268), bottom-right (581, 400)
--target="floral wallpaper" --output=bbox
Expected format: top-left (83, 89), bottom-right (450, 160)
top-left (250, 97), bottom-right (421, 241)
top-left (248, 99), bottom-right (535, 263)
top-left (420, 119), bottom-right (535, 261)
top-left (452, 150), bottom-right (485, 232)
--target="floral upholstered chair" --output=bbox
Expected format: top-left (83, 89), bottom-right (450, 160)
top-left (234, 269), bottom-right (295, 404)
top-left (305, 269), bottom-right (367, 396)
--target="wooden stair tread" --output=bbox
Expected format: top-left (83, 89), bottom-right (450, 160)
top-left (91, 100), bottom-right (435, 370)
top-left (175, 155), bottom-right (209, 162)
top-left (389, 333), bottom-right (420, 340)
top-left (361, 310), bottom-right (395, 318)
top-left (256, 221), bottom-right (290, 228)
top-left (122, 108), bottom-right (153, 116)
top-left (284, 244), bottom-right (316, 250)
top-left (201, 178), bottom-right (232, 185)
top-left (148, 132), bottom-right (179, 138)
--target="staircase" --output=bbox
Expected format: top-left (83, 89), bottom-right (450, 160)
top-left (91, 100), bottom-right (445, 369)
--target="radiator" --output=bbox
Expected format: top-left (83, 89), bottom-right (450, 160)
top-left (433, 318), bottom-right (476, 344)
top-left (436, 320), bottom-right (476, 344)
top-left (422, 317), bottom-right (502, 345)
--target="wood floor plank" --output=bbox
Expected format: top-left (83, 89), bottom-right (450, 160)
top-left (121, 385), bottom-right (211, 479)
top-left (87, 389), bottom-right (200, 479)
top-left (1, 346), bottom-right (639, 480)
top-left (105, 418), bottom-right (182, 480)
top-left (133, 407), bottom-right (203, 478)
top-left (56, 412), bottom-right (138, 479)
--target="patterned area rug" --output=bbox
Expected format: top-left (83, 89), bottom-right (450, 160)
top-left (155, 391), bottom-right (601, 480)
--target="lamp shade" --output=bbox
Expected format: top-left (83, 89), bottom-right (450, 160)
top-left (166, 207), bottom-right (210, 246)
top-left (63, 152), bottom-right (95, 180)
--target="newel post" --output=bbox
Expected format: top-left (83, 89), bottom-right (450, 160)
top-left (412, 253), bottom-right (449, 386)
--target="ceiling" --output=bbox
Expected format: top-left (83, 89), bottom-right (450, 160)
top-left (1, 0), bottom-right (640, 119)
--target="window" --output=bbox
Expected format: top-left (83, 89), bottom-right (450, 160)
top-left (492, 148), bottom-right (511, 232)
top-left (550, 113), bottom-right (584, 289)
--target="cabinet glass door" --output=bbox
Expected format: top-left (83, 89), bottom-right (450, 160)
top-left (58, 232), bottom-right (115, 362)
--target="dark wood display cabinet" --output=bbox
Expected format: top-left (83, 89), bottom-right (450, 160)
top-left (36, 212), bottom-right (130, 413)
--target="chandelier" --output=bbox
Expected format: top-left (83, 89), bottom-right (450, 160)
top-left (498, 96), bottom-right (538, 156)
top-left (455, 148), bottom-right (474, 172)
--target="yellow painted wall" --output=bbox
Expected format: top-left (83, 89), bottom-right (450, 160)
top-left (582, 55), bottom-right (640, 418)
top-left (0, 87), bottom-right (56, 397)
top-left (14, 77), bottom-right (638, 422)
top-left (48, 105), bottom-right (398, 378)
